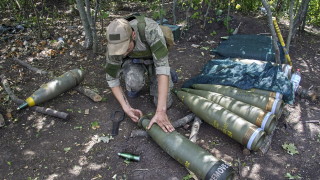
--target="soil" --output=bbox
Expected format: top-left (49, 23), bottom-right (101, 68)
top-left (1, 3), bottom-right (320, 180)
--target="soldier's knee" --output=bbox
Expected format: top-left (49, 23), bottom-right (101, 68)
top-left (124, 64), bottom-right (145, 91)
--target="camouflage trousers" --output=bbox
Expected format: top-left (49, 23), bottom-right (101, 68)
top-left (122, 59), bottom-right (173, 108)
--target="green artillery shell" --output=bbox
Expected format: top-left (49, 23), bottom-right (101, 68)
top-left (192, 84), bottom-right (283, 117)
top-left (182, 88), bottom-right (276, 134)
top-left (138, 118), bottom-right (235, 180)
top-left (249, 88), bottom-right (282, 100)
top-left (118, 153), bottom-right (140, 161)
top-left (174, 90), bottom-right (266, 151)
top-left (18, 69), bottom-right (84, 110)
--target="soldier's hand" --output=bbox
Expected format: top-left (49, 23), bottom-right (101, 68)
top-left (125, 107), bottom-right (143, 122)
top-left (147, 111), bottom-right (175, 133)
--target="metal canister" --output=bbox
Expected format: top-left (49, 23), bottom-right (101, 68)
top-left (182, 88), bottom-right (276, 134)
top-left (174, 90), bottom-right (266, 151)
top-left (17, 69), bottom-right (84, 110)
top-left (139, 118), bottom-right (235, 180)
top-left (192, 84), bottom-right (283, 117)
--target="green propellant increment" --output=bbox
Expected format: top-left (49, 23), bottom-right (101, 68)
top-left (139, 118), bottom-right (235, 180)
top-left (118, 153), bottom-right (140, 161)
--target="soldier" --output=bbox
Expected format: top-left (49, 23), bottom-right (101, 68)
top-left (105, 16), bottom-right (174, 132)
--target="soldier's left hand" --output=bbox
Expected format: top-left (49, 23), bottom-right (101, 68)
top-left (147, 111), bottom-right (175, 133)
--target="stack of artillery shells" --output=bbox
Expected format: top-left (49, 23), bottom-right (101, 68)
top-left (175, 84), bottom-right (284, 151)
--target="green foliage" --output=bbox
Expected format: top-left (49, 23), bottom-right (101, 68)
top-left (210, 30), bottom-right (217, 36)
top-left (285, 172), bottom-right (302, 179)
top-left (191, 11), bottom-right (200, 19)
top-left (64, 147), bottom-right (72, 153)
top-left (282, 143), bottom-right (299, 155)
top-left (307, 0), bottom-right (320, 26)
top-left (150, 0), bottom-right (166, 22)
top-left (91, 121), bottom-right (100, 130)
top-left (100, 10), bottom-right (110, 19)
top-left (182, 174), bottom-right (193, 180)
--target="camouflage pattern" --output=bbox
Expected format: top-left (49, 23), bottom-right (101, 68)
top-left (122, 59), bottom-right (173, 108)
top-left (105, 17), bottom-right (173, 106)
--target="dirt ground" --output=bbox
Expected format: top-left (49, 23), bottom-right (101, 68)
top-left (1, 3), bottom-right (320, 180)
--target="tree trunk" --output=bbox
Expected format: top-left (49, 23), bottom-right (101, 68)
top-left (286, 0), bottom-right (295, 51)
top-left (30, 0), bottom-right (43, 39)
top-left (226, 0), bottom-right (231, 31)
top-left (92, 0), bottom-right (100, 53)
top-left (76, 0), bottom-right (93, 49)
top-left (261, 0), bottom-right (281, 64)
top-left (85, 0), bottom-right (99, 53)
top-left (186, 0), bottom-right (192, 28)
top-left (160, 0), bottom-right (165, 25)
top-left (291, 0), bottom-right (311, 38)
top-left (173, 0), bottom-right (177, 24)
top-left (203, 0), bottom-right (212, 29)
top-left (300, 4), bottom-right (309, 32)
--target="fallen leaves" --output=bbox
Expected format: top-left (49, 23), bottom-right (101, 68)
top-left (284, 172), bottom-right (302, 179)
top-left (64, 147), bottom-right (71, 153)
top-left (282, 143), bottom-right (299, 155)
top-left (91, 121), bottom-right (100, 130)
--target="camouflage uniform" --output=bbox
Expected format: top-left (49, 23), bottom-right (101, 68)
top-left (105, 17), bottom-right (173, 107)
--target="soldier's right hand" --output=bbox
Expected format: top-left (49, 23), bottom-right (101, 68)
top-left (124, 107), bottom-right (143, 122)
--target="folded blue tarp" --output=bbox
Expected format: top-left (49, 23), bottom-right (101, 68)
top-left (182, 59), bottom-right (294, 104)
top-left (212, 35), bottom-right (285, 63)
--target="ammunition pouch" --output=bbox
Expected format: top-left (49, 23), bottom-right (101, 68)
top-left (105, 63), bottom-right (121, 78)
top-left (150, 40), bottom-right (168, 60)
top-left (128, 50), bottom-right (153, 59)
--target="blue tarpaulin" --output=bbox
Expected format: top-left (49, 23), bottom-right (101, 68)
top-left (212, 35), bottom-right (285, 63)
top-left (182, 59), bottom-right (294, 104)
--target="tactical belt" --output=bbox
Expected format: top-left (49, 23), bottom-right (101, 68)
top-left (132, 59), bottom-right (154, 65)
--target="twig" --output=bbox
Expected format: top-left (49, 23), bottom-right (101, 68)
top-left (303, 120), bottom-right (319, 124)
top-left (75, 86), bottom-right (102, 102)
top-left (189, 116), bottom-right (202, 143)
top-left (172, 0), bottom-right (177, 24)
top-left (132, 169), bottom-right (149, 172)
top-left (0, 113), bottom-right (5, 127)
top-left (261, 0), bottom-right (281, 64)
top-left (202, 0), bottom-right (212, 29)
top-left (130, 113), bottom-right (196, 137)
top-left (172, 113), bottom-right (195, 128)
top-left (12, 58), bottom-right (49, 75)
top-left (258, 131), bottom-right (275, 154)
top-left (1, 74), bottom-right (69, 120)
top-left (187, 116), bottom-right (202, 180)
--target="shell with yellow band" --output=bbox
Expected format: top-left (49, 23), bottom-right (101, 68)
top-left (17, 69), bottom-right (84, 110)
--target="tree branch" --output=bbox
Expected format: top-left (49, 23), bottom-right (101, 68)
top-left (286, 0), bottom-right (295, 52)
top-left (76, 0), bottom-right (93, 49)
top-left (261, 0), bottom-right (281, 64)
